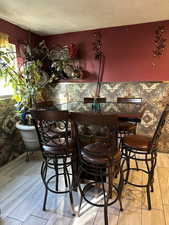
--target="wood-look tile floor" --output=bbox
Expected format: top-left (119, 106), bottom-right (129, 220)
top-left (0, 152), bottom-right (169, 225)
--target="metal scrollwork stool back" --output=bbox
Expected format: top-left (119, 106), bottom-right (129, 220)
top-left (71, 112), bottom-right (123, 225)
top-left (31, 110), bottom-right (76, 215)
top-left (121, 104), bottom-right (169, 210)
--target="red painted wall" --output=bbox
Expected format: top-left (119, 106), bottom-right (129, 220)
top-left (44, 21), bottom-right (169, 82)
top-left (0, 19), bottom-right (40, 48)
top-left (1, 18), bottom-right (169, 82)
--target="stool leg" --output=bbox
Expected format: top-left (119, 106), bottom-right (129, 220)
top-left (145, 153), bottom-right (155, 210)
top-left (65, 165), bottom-right (75, 216)
top-left (150, 153), bottom-right (157, 193)
top-left (121, 147), bottom-right (131, 184)
top-left (133, 154), bottom-right (139, 170)
top-left (53, 158), bottom-right (59, 191)
top-left (72, 159), bottom-right (78, 191)
top-left (118, 167), bottom-right (123, 211)
top-left (125, 154), bottom-right (130, 184)
top-left (77, 168), bottom-right (84, 216)
top-left (78, 184), bottom-right (84, 217)
top-left (150, 173), bottom-right (154, 193)
top-left (41, 161), bottom-right (48, 211)
top-left (63, 158), bottom-right (68, 188)
top-left (146, 185), bottom-right (151, 210)
top-left (108, 166), bottom-right (113, 199)
top-left (26, 151), bottom-right (29, 162)
top-left (151, 184), bottom-right (154, 192)
top-left (69, 190), bottom-right (75, 216)
top-left (101, 174), bottom-right (108, 225)
top-left (43, 188), bottom-right (48, 211)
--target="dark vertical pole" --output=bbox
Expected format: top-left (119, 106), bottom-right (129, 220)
top-left (95, 56), bottom-right (102, 97)
top-left (96, 55), bottom-right (105, 98)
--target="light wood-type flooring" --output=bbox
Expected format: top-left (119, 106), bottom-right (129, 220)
top-left (0, 151), bottom-right (169, 225)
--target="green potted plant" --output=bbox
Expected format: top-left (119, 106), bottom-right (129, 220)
top-left (0, 42), bottom-right (55, 159)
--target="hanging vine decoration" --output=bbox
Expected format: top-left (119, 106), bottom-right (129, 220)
top-left (92, 31), bottom-right (104, 97)
top-left (92, 31), bottom-right (103, 60)
top-left (153, 25), bottom-right (167, 57)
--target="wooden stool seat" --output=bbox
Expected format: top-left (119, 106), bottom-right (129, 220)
top-left (83, 142), bottom-right (121, 165)
top-left (43, 142), bottom-right (75, 155)
top-left (123, 134), bottom-right (152, 151)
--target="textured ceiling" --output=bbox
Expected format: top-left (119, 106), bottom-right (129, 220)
top-left (0, 0), bottom-right (169, 36)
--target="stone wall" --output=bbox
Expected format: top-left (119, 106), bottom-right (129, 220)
top-left (45, 81), bottom-right (169, 153)
top-left (0, 99), bottom-right (24, 167)
top-left (1, 81), bottom-right (168, 167)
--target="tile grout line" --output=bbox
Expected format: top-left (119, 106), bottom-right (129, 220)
top-left (1, 152), bottom-right (168, 225)
top-left (0, 153), bottom-right (27, 175)
top-left (0, 175), bottom-right (40, 204)
top-left (156, 166), bottom-right (167, 225)
top-left (115, 207), bottom-right (120, 225)
top-left (141, 170), bottom-right (143, 225)
top-left (92, 208), bottom-right (98, 225)
top-left (29, 214), bottom-right (48, 221)
top-left (7, 215), bottom-right (23, 222)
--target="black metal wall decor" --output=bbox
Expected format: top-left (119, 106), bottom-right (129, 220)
top-left (92, 31), bottom-right (105, 98)
top-left (153, 25), bottom-right (167, 57)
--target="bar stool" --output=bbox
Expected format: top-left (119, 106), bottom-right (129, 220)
top-left (71, 112), bottom-right (123, 225)
top-left (117, 97), bottom-right (142, 137)
top-left (121, 104), bottom-right (169, 209)
top-left (31, 110), bottom-right (76, 215)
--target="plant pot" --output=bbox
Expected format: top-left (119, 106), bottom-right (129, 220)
top-left (16, 121), bottom-right (40, 153)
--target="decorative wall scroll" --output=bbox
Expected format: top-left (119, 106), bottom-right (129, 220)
top-left (92, 31), bottom-right (103, 60)
top-left (92, 31), bottom-right (105, 98)
top-left (153, 25), bottom-right (167, 57)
